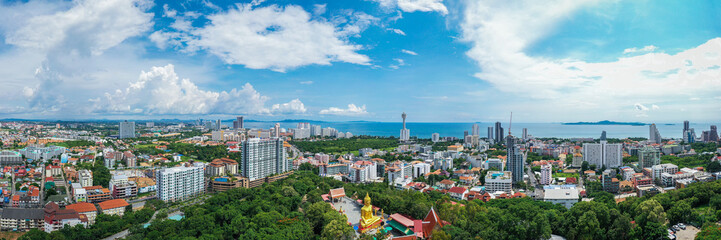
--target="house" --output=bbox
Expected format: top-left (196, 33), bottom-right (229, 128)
top-left (43, 202), bottom-right (88, 233)
top-left (447, 187), bottom-right (468, 200)
top-left (437, 179), bottom-right (456, 190)
top-left (65, 202), bottom-right (98, 224)
top-left (458, 175), bottom-right (479, 185)
top-left (97, 199), bottom-right (129, 216)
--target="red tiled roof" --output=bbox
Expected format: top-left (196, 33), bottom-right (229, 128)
top-left (66, 202), bottom-right (97, 213)
top-left (390, 213), bottom-right (415, 227)
top-left (448, 187), bottom-right (467, 194)
top-left (329, 188), bottom-right (345, 198)
top-left (98, 199), bottom-right (129, 210)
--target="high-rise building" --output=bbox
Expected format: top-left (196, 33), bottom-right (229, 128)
top-left (432, 133), bottom-right (440, 143)
top-left (583, 136), bottom-right (622, 168)
top-left (487, 127), bottom-right (494, 142)
top-left (310, 125), bottom-right (321, 136)
top-left (522, 128), bottom-right (528, 140)
top-left (540, 164), bottom-right (552, 185)
top-left (683, 128), bottom-right (696, 143)
top-left (710, 125), bottom-right (719, 142)
top-left (683, 120), bottom-right (690, 132)
top-left (233, 116), bottom-right (244, 130)
top-left (494, 122), bottom-right (504, 144)
top-left (506, 136), bottom-right (524, 184)
top-left (241, 138), bottom-right (288, 181)
top-left (216, 119), bottom-right (221, 130)
top-left (600, 131), bottom-right (607, 141)
top-left (464, 131), bottom-right (469, 138)
top-left (156, 166), bottom-right (204, 202)
top-left (146, 122), bottom-right (154, 128)
top-left (400, 112), bottom-right (410, 141)
top-left (274, 123), bottom-right (280, 138)
top-left (649, 124), bottom-right (661, 144)
top-left (119, 121), bottom-right (135, 139)
top-left (472, 124), bottom-right (480, 136)
top-left (638, 147), bottom-right (661, 169)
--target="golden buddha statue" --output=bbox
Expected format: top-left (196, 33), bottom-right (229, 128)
top-left (359, 193), bottom-right (383, 233)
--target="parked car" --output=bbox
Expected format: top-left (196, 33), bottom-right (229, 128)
top-left (678, 223), bottom-right (686, 230)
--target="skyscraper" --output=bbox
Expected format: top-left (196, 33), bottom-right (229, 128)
top-left (464, 131), bottom-right (469, 138)
top-left (494, 122), bottom-right (504, 144)
top-left (472, 123), bottom-right (480, 136)
top-left (119, 121), bottom-right (135, 139)
top-left (600, 131), bottom-right (607, 141)
top-left (683, 120), bottom-right (695, 143)
top-left (274, 123), bottom-right (280, 138)
top-left (506, 136), bottom-right (524, 184)
top-left (241, 138), bottom-right (288, 181)
top-left (216, 119), bottom-right (221, 130)
top-left (432, 133), bottom-right (440, 143)
top-left (683, 120), bottom-right (690, 132)
top-left (487, 127), bottom-right (493, 142)
top-left (400, 112), bottom-right (410, 141)
top-left (583, 134), bottom-right (622, 168)
top-left (649, 124), bottom-right (661, 144)
top-left (710, 125), bottom-right (719, 142)
top-left (156, 166), bottom-right (204, 202)
top-left (233, 116), bottom-right (244, 130)
top-left (638, 147), bottom-right (661, 169)
top-left (522, 128), bottom-right (528, 140)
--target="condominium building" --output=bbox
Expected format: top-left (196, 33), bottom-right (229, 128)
top-left (79, 169), bottom-right (93, 187)
top-left (98, 199), bottom-right (130, 216)
top-left (571, 153), bottom-right (583, 168)
top-left (0, 208), bottom-right (44, 231)
top-left (0, 150), bottom-right (23, 166)
top-left (109, 175), bottom-right (138, 199)
top-left (485, 171), bottom-right (512, 193)
top-left (506, 136), bottom-right (525, 184)
top-left (649, 124), bottom-right (662, 144)
top-left (19, 146), bottom-right (66, 160)
top-left (540, 164), bottom-right (552, 185)
top-left (206, 158), bottom-right (239, 176)
top-left (83, 186), bottom-right (112, 203)
top-left (638, 147), bottom-right (661, 169)
top-left (651, 163), bottom-right (679, 180)
top-left (583, 140), bottom-right (622, 168)
top-left (156, 166), bottom-right (204, 202)
top-left (241, 138), bottom-right (288, 181)
top-left (119, 121), bottom-right (135, 139)
top-left (64, 202), bottom-right (97, 224)
top-left (349, 160), bottom-right (377, 183)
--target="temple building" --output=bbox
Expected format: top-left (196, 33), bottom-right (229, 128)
top-left (359, 193), bottom-right (384, 233)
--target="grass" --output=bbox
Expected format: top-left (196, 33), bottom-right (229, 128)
top-left (0, 232), bottom-right (25, 240)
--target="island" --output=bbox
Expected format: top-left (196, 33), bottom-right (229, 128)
top-left (562, 120), bottom-right (647, 126)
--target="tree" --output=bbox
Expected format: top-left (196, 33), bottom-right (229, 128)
top-left (697, 223), bottom-right (721, 240)
top-left (431, 229), bottom-right (451, 240)
top-left (581, 161), bottom-right (589, 172)
top-left (707, 161), bottom-right (721, 173)
top-left (320, 219), bottom-right (354, 240)
top-left (667, 200), bottom-right (693, 224)
top-left (575, 211), bottom-right (601, 240)
top-left (633, 199), bottom-right (667, 239)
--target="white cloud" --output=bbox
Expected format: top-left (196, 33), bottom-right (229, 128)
top-left (152, 4), bottom-right (371, 72)
top-left (388, 28), bottom-right (406, 35)
top-left (634, 103), bottom-right (649, 111)
top-left (6, 0), bottom-right (153, 56)
top-left (689, 97), bottom-right (701, 101)
top-left (313, 4), bottom-right (327, 15)
top-left (300, 81), bottom-right (314, 85)
top-left (652, 104), bottom-right (660, 110)
top-left (389, 58), bottom-right (406, 69)
top-left (401, 49), bottom-right (418, 55)
top-left (460, 0), bottom-right (721, 120)
top-left (623, 45), bottom-right (658, 54)
top-left (271, 99), bottom-right (307, 114)
top-left (374, 0), bottom-right (448, 15)
top-left (319, 104), bottom-right (368, 116)
top-left (92, 64), bottom-right (304, 115)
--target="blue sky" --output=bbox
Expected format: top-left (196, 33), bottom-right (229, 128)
top-left (0, 0), bottom-right (719, 123)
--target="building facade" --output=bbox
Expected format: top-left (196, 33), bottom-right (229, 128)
top-left (241, 138), bottom-right (288, 181)
top-left (156, 166), bottom-right (205, 202)
top-left (119, 121), bottom-right (135, 139)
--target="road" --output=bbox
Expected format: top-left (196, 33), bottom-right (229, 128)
top-left (526, 167), bottom-right (544, 199)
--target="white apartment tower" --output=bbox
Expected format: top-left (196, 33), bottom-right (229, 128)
top-left (540, 164), bottom-right (552, 185)
top-left (241, 138), bottom-right (288, 181)
top-left (156, 166), bottom-right (204, 202)
top-left (400, 112), bottom-right (410, 141)
top-left (583, 139), bottom-right (622, 168)
top-left (119, 121), bottom-right (135, 139)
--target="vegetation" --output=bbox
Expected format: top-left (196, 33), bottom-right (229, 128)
top-left (169, 143), bottom-right (240, 162)
top-left (431, 141), bottom-right (462, 152)
top-left (291, 136), bottom-right (398, 154)
top-left (77, 163), bottom-right (111, 188)
top-left (19, 208), bottom-right (155, 240)
top-left (47, 140), bottom-right (95, 148)
top-left (661, 154), bottom-right (715, 169)
top-left (691, 142), bottom-right (719, 153)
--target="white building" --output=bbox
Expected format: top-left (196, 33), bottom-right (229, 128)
top-left (0, 151), bottom-right (23, 166)
top-left (119, 121), bottom-right (135, 139)
top-left (543, 187), bottom-right (579, 209)
top-left (485, 171), bottom-right (512, 193)
top-left (432, 133), bottom-right (440, 143)
top-left (156, 166), bottom-right (205, 202)
top-left (349, 160), bottom-right (377, 183)
top-left (540, 164), bottom-right (552, 185)
top-left (651, 163), bottom-right (678, 180)
top-left (412, 163), bottom-right (432, 178)
top-left (241, 138), bottom-right (289, 181)
top-left (582, 140), bottom-right (622, 168)
top-left (293, 128), bottom-right (310, 139)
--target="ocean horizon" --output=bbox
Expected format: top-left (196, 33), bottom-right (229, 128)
top-left (240, 121), bottom-right (718, 139)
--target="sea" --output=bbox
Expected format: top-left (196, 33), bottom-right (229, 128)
top-left (240, 121), bottom-right (719, 139)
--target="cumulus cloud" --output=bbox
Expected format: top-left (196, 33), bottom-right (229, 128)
top-left (634, 103), bottom-right (649, 111)
top-left (300, 81), bottom-right (314, 85)
top-left (401, 49), bottom-right (418, 55)
top-left (374, 0), bottom-right (448, 15)
top-left (152, 4), bottom-right (371, 72)
top-left (319, 104), bottom-right (368, 116)
top-left (460, 0), bottom-right (721, 120)
top-left (92, 64), bottom-right (305, 115)
top-left (6, 0), bottom-right (153, 56)
top-left (271, 99), bottom-right (307, 114)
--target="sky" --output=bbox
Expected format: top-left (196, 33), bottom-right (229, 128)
top-left (0, 0), bottom-right (719, 123)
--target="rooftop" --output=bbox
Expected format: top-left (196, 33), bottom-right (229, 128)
top-left (98, 199), bottom-right (129, 210)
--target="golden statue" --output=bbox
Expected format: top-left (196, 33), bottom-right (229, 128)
top-left (359, 193), bottom-right (383, 233)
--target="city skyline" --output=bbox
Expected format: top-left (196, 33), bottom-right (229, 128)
top-left (0, 0), bottom-right (720, 122)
